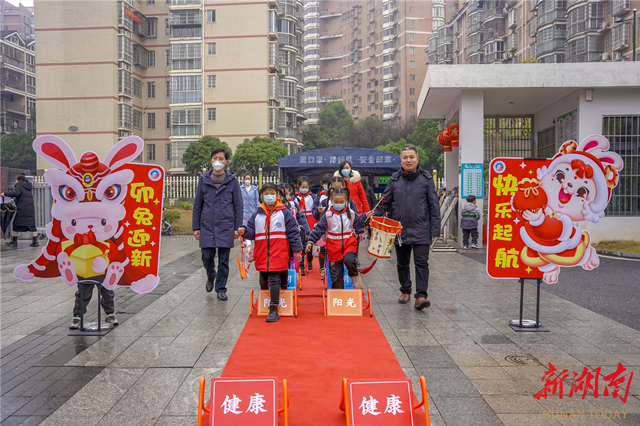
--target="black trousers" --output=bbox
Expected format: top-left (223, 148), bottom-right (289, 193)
top-left (201, 247), bottom-right (231, 293)
top-left (259, 271), bottom-right (288, 306)
top-left (329, 252), bottom-right (359, 289)
top-left (73, 283), bottom-right (115, 316)
top-left (319, 247), bottom-right (327, 270)
top-left (462, 228), bottom-right (479, 245)
top-left (395, 243), bottom-right (430, 299)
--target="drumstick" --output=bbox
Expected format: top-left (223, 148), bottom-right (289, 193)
top-left (365, 197), bottom-right (385, 223)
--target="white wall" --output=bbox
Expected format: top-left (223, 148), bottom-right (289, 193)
top-left (579, 217), bottom-right (640, 244)
top-left (578, 88), bottom-right (640, 140)
top-left (534, 90), bottom-right (580, 136)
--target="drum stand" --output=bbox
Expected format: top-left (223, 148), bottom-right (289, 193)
top-left (431, 224), bottom-right (457, 252)
top-left (68, 283), bottom-right (113, 336)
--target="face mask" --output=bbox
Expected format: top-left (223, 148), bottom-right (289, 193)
top-left (323, 184), bottom-right (328, 191)
top-left (341, 169), bottom-right (350, 176)
top-left (264, 195), bottom-right (277, 206)
top-left (300, 188), bottom-right (309, 194)
top-left (333, 203), bottom-right (345, 211)
top-left (212, 161), bottom-right (224, 171)
top-left (244, 180), bottom-right (252, 187)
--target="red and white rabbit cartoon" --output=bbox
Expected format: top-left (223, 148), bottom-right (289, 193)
top-left (13, 135), bottom-right (160, 294)
top-left (514, 135), bottom-right (623, 284)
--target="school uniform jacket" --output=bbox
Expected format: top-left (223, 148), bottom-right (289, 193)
top-left (308, 206), bottom-right (365, 262)
top-left (312, 197), bottom-right (359, 221)
top-left (244, 205), bottom-right (303, 272)
top-left (296, 192), bottom-right (317, 230)
top-left (285, 198), bottom-right (310, 235)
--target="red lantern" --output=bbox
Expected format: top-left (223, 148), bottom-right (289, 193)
top-left (438, 133), bottom-right (452, 152)
top-left (447, 124), bottom-right (459, 147)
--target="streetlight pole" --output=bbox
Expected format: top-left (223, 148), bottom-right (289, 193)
top-left (615, 8), bottom-right (637, 61)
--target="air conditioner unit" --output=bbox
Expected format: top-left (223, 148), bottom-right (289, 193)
top-left (369, 52), bottom-right (375, 57)
top-left (353, 115), bottom-right (358, 119)
top-left (600, 21), bottom-right (608, 30)
top-left (369, 88), bottom-right (375, 92)
top-left (369, 29), bottom-right (375, 34)
top-left (370, 41), bottom-right (375, 46)
top-left (353, 104), bottom-right (358, 107)
top-left (601, 52), bottom-right (610, 61)
top-left (615, 52), bottom-right (621, 60)
top-left (353, 92), bottom-right (359, 96)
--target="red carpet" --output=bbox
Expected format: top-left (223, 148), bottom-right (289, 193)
top-left (222, 262), bottom-right (420, 425)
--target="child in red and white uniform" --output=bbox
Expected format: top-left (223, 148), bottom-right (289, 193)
top-left (306, 188), bottom-right (366, 289)
top-left (516, 135), bottom-right (623, 284)
top-left (239, 183), bottom-right (303, 323)
top-left (295, 176), bottom-right (317, 274)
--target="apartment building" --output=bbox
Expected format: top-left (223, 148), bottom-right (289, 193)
top-left (0, 0), bottom-right (34, 40)
top-left (35, 0), bottom-right (304, 175)
top-left (427, 0), bottom-right (639, 66)
top-left (1, 30), bottom-right (35, 137)
top-left (303, 0), bottom-right (457, 126)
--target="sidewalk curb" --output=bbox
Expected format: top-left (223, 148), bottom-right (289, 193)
top-left (595, 249), bottom-right (640, 260)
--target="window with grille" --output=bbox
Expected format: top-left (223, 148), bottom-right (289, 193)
top-left (602, 115), bottom-right (639, 216)
top-left (166, 112), bottom-right (171, 129)
top-left (148, 50), bottom-right (155, 67)
top-left (410, 88), bottom-right (415, 95)
top-left (166, 143), bottom-right (172, 161)
top-left (118, 104), bottom-right (133, 129)
top-left (171, 109), bottom-right (201, 135)
top-left (207, 10), bottom-right (216, 23)
top-left (166, 50), bottom-right (171, 66)
top-left (207, 75), bottom-right (216, 88)
top-left (171, 75), bottom-right (202, 103)
top-left (537, 126), bottom-right (556, 159)
top-left (207, 42), bottom-right (216, 56)
top-left (147, 113), bottom-right (155, 130)
top-left (612, 22), bottom-right (630, 51)
top-left (409, 33), bottom-right (415, 41)
top-left (207, 108), bottom-right (216, 121)
top-left (133, 110), bottom-right (142, 129)
top-left (147, 144), bottom-right (156, 161)
top-left (133, 79), bottom-right (141, 97)
top-left (118, 69), bottom-right (133, 96)
top-left (410, 74), bottom-right (415, 81)
top-left (147, 81), bottom-right (156, 98)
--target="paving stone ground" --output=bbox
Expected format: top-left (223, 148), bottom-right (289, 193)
top-left (1, 237), bottom-right (639, 425)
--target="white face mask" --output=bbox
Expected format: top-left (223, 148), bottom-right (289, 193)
top-left (244, 180), bottom-right (252, 187)
top-left (212, 161), bottom-right (224, 171)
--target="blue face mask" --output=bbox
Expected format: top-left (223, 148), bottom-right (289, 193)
top-left (333, 203), bottom-right (345, 211)
top-left (264, 195), bottom-right (277, 206)
top-left (299, 188), bottom-right (309, 194)
top-left (341, 169), bottom-right (350, 176)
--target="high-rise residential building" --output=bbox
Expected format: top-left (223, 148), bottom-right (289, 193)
top-left (427, 0), bottom-right (639, 66)
top-left (0, 0), bottom-right (34, 40)
top-left (303, 0), bottom-right (457, 126)
top-left (35, 0), bottom-right (304, 175)
top-left (1, 30), bottom-right (35, 137)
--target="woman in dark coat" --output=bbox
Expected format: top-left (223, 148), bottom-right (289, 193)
top-left (1, 174), bottom-right (39, 247)
top-left (361, 178), bottom-right (377, 214)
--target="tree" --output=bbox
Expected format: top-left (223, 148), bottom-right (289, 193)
top-left (376, 139), bottom-right (428, 167)
top-left (318, 101), bottom-right (354, 145)
top-left (229, 136), bottom-right (288, 177)
top-left (181, 135), bottom-right (231, 175)
top-left (407, 119), bottom-right (444, 176)
top-left (1, 131), bottom-right (36, 172)
top-left (302, 125), bottom-right (330, 150)
top-left (343, 117), bottom-right (392, 148)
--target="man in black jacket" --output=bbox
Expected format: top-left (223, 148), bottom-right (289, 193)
top-left (373, 146), bottom-right (441, 309)
top-left (2, 175), bottom-right (39, 247)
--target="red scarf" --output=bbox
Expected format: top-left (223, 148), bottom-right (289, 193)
top-left (296, 192), bottom-right (309, 211)
top-left (260, 200), bottom-right (284, 231)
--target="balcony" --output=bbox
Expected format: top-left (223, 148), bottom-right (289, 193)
top-left (319, 51), bottom-right (341, 61)
top-left (467, 20), bottom-right (483, 34)
top-left (269, 43), bottom-right (281, 71)
top-left (612, 22), bottom-right (630, 51)
top-left (279, 127), bottom-right (299, 140)
top-left (170, 0), bottom-right (201, 5)
top-left (428, 53), bottom-right (438, 64)
top-left (319, 8), bottom-right (341, 18)
top-left (269, 75), bottom-right (280, 103)
top-left (507, 9), bottom-right (517, 29)
top-left (507, 33), bottom-right (517, 51)
top-left (538, 8), bottom-right (566, 28)
top-left (1, 55), bottom-right (24, 70)
top-left (319, 30), bottom-right (341, 39)
top-left (0, 100), bottom-right (25, 114)
top-left (319, 73), bottom-right (341, 81)
top-left (169, 10), bottom-right (201, 25)
top-left (612, 0), bottom-right (630, 16)
top-left (318, 95), bottom-right (341, 103)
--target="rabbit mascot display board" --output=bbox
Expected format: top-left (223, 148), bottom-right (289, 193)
top-left (487, 135), bottom-right (623, 285)
top-left (13, 135), bottom-right (164, 294)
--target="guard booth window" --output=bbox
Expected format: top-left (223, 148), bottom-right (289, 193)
top-left (602, 115), bottom-right (639, 216)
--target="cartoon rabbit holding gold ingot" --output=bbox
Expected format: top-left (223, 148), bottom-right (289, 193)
top-left (13, 135), bottom-right (159, 294)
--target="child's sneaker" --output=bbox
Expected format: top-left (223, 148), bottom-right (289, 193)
top-left (471, 244), bottom-right (479, 249)
top-left (463, 245), bottom-right (468, 250)
top-left (69, 316), bottom-right (81, 330)
top-left (105, 314), bottom-right (119, 326)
